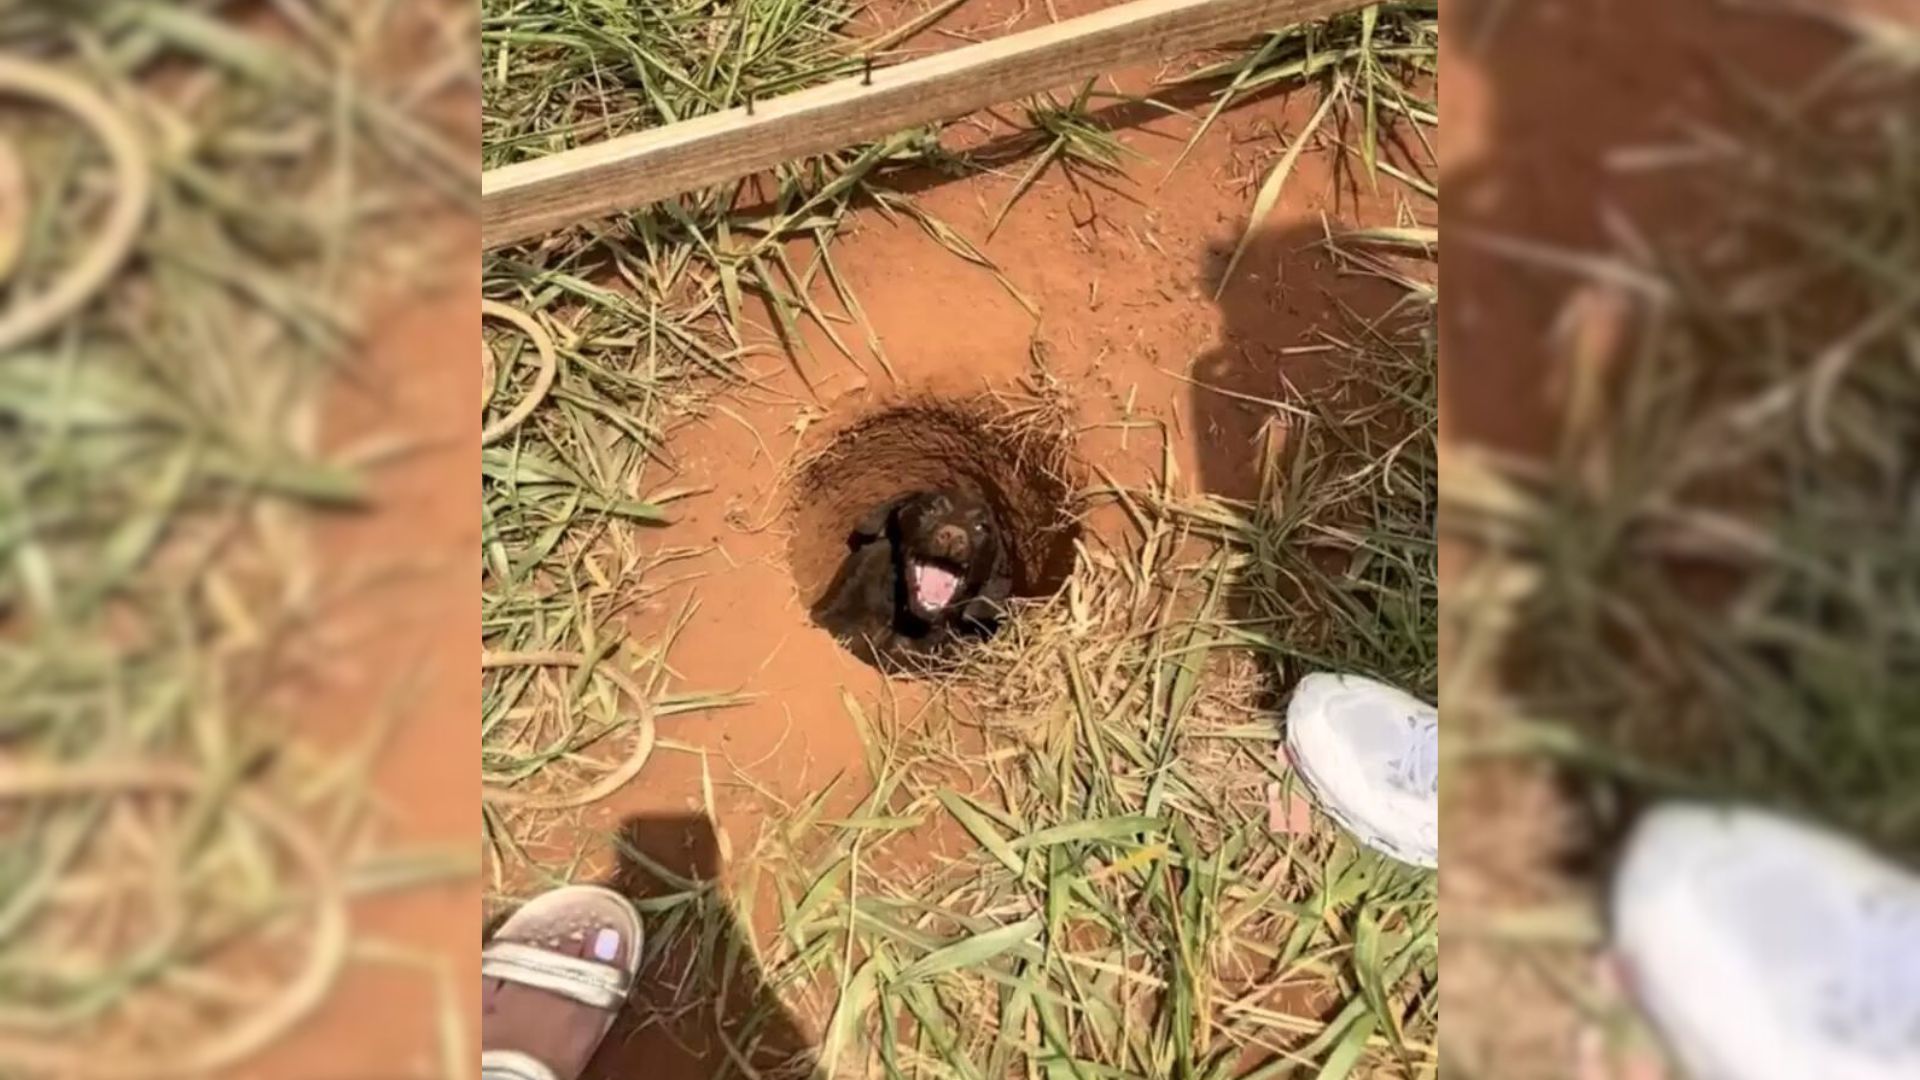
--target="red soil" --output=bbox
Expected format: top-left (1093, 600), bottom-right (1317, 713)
top-left (236, 238), bottom-right (481, 1078)
top-left (605, 0), bottom-right (1420, 832)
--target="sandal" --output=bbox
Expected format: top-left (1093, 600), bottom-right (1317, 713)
top-left (480, 885), bottom-right (643, 1080)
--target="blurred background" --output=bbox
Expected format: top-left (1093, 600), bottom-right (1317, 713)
top-left (1441, 0), bottom-right (1917, 1076)
top-left (0, 3), bottom-right (476, 1077)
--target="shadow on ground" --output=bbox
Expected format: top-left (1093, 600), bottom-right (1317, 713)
top-left (476, 814), bottom-right (815, 1080)
top-left (582, 814), bottom-right (820, 1080)
top-left (1188, 218), bottom-right (1411, 503)
top-left (1186, 215), bottom-right (1425, 703)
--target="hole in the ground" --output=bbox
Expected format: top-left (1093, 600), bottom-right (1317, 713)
top-left (786, 396), bottom-right (1083, 670)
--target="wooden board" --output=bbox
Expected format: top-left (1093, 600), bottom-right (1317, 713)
top-left (482, 0), bottom-right (1368, 248)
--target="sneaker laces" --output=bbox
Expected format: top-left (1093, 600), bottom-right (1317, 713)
top-left (1386, 713), bottom-right (1438, 799)
top-left (1819, 885), bottom-right (1920, 1057)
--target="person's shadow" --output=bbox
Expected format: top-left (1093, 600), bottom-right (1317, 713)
top-left (586, 815), bottom-right (820, 1080)
top-left (1188, 216), bottom-right (1417, 500)
top-left (1186, 209), bottom-right (1430, 694)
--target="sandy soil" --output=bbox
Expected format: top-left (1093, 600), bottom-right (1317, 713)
top-left (487, 1), bottom-right (1433, 1075)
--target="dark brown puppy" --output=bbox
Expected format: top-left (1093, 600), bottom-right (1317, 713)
top-left (811, 489), bottom-right (1011, 670)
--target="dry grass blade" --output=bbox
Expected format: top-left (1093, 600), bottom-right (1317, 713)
top-left (480, 298), bottom-right (559, 445)
top-left (0, 57), bottom-right (150, 352)
top-left (1216, 76), bottom-right (1341, 299)
top-left (0, 763), bottom-right (347, 1078)
top-left (480, 650), bottom-right (658, 809)
top-left (1, 3), bottom-right (471, 1067)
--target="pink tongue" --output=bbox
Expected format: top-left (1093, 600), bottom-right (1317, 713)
top-left (913, 563), bottom-right (961, 609)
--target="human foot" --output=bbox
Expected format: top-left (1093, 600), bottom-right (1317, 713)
top-left (481, 885), bottom-right (643, 1080)
top-left (1612, 804), bottom-right (1920, 1080)
top-left (1284, 672), bottom-right (1438, 868)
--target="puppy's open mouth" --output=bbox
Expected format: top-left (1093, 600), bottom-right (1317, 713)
top-left (908, 558), bottom-right (965, 613)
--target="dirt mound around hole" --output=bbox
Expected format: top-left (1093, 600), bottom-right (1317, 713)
top-left (786, 397), bottom-right (1082, 608)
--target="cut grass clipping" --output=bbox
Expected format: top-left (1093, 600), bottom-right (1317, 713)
top-left (481, 1), bottom-right (1437, 1076)
top-left (1, 4), bottom-right (470, 1075)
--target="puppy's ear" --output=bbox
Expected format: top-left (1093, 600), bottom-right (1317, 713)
top-left (849, 499), bottom-right (898, 543)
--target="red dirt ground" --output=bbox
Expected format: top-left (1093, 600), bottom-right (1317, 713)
top-left (234, 238), bottom-right (481, 1077)
top-left (593, 0), bottom-right (1421, 841)
top-left (1440, 0), bottom-right (1882, 453)
top-left (502, 1), bottom-right (1433, 1075)
top-left (112, 6), bottom-right (484, 1076)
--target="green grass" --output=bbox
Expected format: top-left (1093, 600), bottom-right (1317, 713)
top-left (987, 80), bottom-right (1145, 237)
top-left (1172, 3), bottom-right (1437, 297)
top-left (481, 0), bottom-right (869, 168)
top-left (1193, 291), bottom-right (1437, 702)
top-left (0, 2), bottom-right (471, 1073)
top-left (1437, 22), bottom-right (1919, 1078)
top-left (1169, 3), bottom-right (1438, 184)
top-left (1447, 33), bottom-right (1920, 861)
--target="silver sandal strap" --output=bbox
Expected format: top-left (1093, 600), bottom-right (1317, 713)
top-left (480, 941), bottom-right (630, 1010)
top-left (481, 1050), bottom-right (560, 1080)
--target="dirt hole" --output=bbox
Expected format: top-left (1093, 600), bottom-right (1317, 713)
top-left (786, 396), bottom-right (1083, 623)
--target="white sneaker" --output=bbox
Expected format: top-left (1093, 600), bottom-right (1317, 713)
top-left (1613, 804), bottom-right (1920, 1080)
top-left (1284, 672), bottom-right (1438, 868)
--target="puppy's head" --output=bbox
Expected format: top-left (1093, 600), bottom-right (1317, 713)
top-left (890, 489), bottom-right (1000, 622)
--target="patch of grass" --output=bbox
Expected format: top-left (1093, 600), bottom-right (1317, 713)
top-left (481, 0), bottom-right (868, 167)
top-left (0, 2), bottom-right (469, 1072)
top-left (1446, 32), bottom-right (1920, 860)
top-left (988, 80), bottom-right (1144, 237)
top-left (1179, 4), bottom-right (1437, 297)
top-left (1206, 297), bottom-right (1437, 701)
top-left (1170, 2), bottom-right (1438, 185)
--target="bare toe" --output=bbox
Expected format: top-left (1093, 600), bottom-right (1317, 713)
top-left (481, 886), bottom-right (641, 1080)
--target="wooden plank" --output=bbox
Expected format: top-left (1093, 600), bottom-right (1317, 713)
top-left (482, 0), bottom-right (1367, 249)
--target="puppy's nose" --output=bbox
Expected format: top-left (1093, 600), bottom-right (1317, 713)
top-left (932, 524), bottom-right (969, 559)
